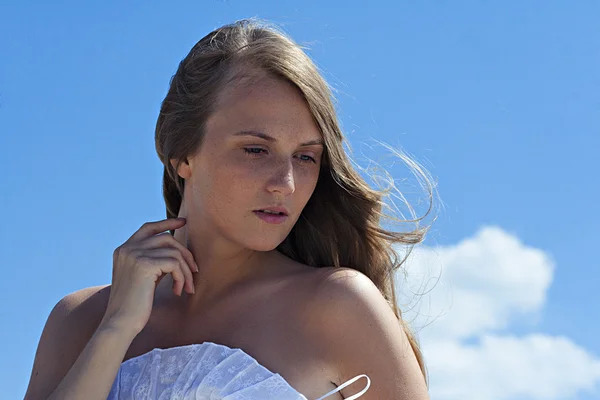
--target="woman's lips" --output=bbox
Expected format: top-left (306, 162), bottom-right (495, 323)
top-left (253, 210), bottom-right (288, 224)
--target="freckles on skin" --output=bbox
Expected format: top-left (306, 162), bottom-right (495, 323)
top-left (190, 144), bottom-right (249, 227)
top-left (187, 135), bottom-right (289, 250)
top-left (187, 73), bottom-right (322, 250)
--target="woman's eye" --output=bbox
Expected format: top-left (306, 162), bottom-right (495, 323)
top-left (244, 147), bottom-right (266, 156)
top-left (243, 148), bottom-right (316, 164)
top-left (298, 154), bottom-right (316, 163)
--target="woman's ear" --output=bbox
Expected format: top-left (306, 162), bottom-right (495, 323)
top-left (170, 158), bottom-right (192, 179)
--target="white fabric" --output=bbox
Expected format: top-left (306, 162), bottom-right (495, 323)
top-left (107, 341), bottom-right (370, 400)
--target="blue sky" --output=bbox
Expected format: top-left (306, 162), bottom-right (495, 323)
top-left (1, 1), bottom-right (598, 399)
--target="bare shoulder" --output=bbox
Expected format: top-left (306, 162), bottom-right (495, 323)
top-left (54, 285), bottom-right (111, 320)
top-left (24, 285), bottom-right (111, 399)
top-left (304, 266), bottom-right (389, 326)
top-left (307, 267), bottom-right (430, 399)
top-left (47, 284), bottom-right (112, 339)
top-left (305, 266), bottom-right (380, 311)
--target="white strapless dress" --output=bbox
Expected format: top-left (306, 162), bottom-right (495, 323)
top-left (107, 341), bottom-right (370, 400)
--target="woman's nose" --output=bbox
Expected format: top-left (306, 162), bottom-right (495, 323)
top-left (266, 160), bottom-right (295, 196)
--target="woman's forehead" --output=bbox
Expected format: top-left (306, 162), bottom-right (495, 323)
top-left (206, 76), bottom-right (320, 138)
top-left (216, 71), bottom-right (298, 109)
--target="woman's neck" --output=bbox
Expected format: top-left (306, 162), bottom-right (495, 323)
top-left (154, 218), bottom-right (277, 315)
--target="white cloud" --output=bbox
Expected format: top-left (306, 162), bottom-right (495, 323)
top-left (396, 226), bottom-right (600, 400)
top-left (426, 335), bottom-right (600, 400)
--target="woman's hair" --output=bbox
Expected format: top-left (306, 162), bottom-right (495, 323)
top-left (155, 18), bottom-right (435, 385)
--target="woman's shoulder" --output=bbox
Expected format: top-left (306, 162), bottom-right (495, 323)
top-left (45, 285), bottom-right (113, 357)
top-left (55, 284), bottom-right (111, 325)
top-left (304, 266), bottom-right (369, 292)
top-left (24, 285), bottom-right (112, 399)
top-left (48, 285), bottom-right (112, 352)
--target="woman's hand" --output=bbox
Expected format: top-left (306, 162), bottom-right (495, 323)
top-left (100, 218), bottom-right (198, 336)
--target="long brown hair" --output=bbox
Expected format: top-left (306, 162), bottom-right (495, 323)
top-left (155, 18), bottom-right (435, 385)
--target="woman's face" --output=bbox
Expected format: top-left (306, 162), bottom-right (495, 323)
top-left (180, 73), bottom-right (324, 251)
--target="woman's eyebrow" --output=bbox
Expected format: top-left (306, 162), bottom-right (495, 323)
top-left (233, 130), bottom-right (324, 146)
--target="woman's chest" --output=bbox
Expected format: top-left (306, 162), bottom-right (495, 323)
top-left (123, 280), bottom-right (342, 399)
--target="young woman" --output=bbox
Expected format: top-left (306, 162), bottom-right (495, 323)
top-left (25, 19), bottom-right (432, 400)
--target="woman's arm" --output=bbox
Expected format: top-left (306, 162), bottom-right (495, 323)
top-left (47, 324), bottom-right (135, 400)
top-left (24, 286), bottom-right (135, 400)
top-left (311, 268), bottom-right (430, 400)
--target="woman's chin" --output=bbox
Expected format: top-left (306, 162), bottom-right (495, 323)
top-left (247, 243), bottom-right (281, 252)
top-left (244, 237), bottom-right (287, 252)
